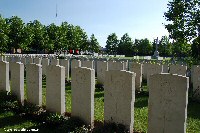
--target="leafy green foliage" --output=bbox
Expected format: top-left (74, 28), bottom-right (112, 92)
top-left (191, 36), bottom-right (200, 59)
top-left (164, 0), bottom-right (199, 42)
top-left (164, 0), bottom-right (200, 58)
top-left (172, 41), bottom-right (192, 57)
top-left (28, 20), bottom-right (49, 53)
top-left (6, 16), bottom-right (24, 52)
top-left (0, 16), bottom-right (95, 54)
top-left (88, 34), bottom-right (100, 53)
top-left (136, 38), bottom-right (153, 56)
top-left (117, 33), bottom-right (134, 57)
top-left (157, 36), bottom-right (173, 57)
top-left (105, 33), bottom-right (119, 55)
top-left (0, 15), bottom-right (9, 53)
top-left (105, 33), bottom-right (154, 56)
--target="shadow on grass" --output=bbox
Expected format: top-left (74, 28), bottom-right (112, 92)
top-left (134, 91), bottom-right (149, 108)
top-left (95, 87), bottom-right (104, 93)
top-left (0, 112), bottom-right (27, 128)
top-left (95, 92), bottom-right (104, 99)
top-left (188, 99), bottom-right (200, 120)
top-left (65, 85), bottom-right (71, 91)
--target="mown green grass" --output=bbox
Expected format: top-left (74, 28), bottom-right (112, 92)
top-left (0, 79), bottom-right (200, 132)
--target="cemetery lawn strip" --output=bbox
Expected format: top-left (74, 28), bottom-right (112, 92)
top-left (0, 111), bottom-right (38, 132)
top-left (1, 79), bottom-right (200, 132)
top-left (94, 88), bottom-right (104, 121)
top-left (187, 99), bottom-right (200, 133)
top-left (134, 90), bottom-right (148, 132)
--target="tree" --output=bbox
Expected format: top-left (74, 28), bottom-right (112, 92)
top-left (171, 41), bottom-right (191, 57)
top-left (117, 33), bottom-right (134, 57)
top-left (164, 0), bottom-right (200, 56)
top-left (137, 38), bottom-right (153, 56)
top-left (105, 33), bottom-right (118, 55)
top-left (20, 22), bottom-right (34, 53)
top-left (88, 34), bottom-right (100, 53)
top-left (164, 0), bottom-right (199, 57)
top-left (29, 20), bottom-right (49, 53)
top-left (6, 16), bottom-right (25, 53)
top-left (0, 15), bottom-right (9, 53)
top-left (0, 15), bottom-right (97, 54)
top-left (157, 36), bottom-right (172, 57)
top-left (79, 32), bottom-right (89, 52)
top-left (191, 36), bottom-right (200, 58)
top-left (46, 23), bottom-right (61, 52)
top-left (72, 26), bottom-right (88, 51)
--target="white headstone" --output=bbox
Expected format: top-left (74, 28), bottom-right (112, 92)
top-left (0, 61), bottom-right (10, 92)
top-left (148, 73), bottom-right (189, 133)
top-left (46, 65), bottom-right (65, 114)
top-left (71, 67), bottom-right (95, 127)
top-left (104, 70), bottom-right (135, 132)
top-left (41, 58), bottom-right (49, 75)
top-left (59, 59), bottom-right (70, 80)
top-left (81, 60), bottom-right (94, 69)
top-left (10, 62), bottom-right (24, 104)
top-left (129, 62), bottom-right (142, 91)
top-left (97, 61), bottom-right (108, 84)
top-left (26, 64), bottom-right (42, 106)
top-left (108, 61), bottom-right (124, 71)
top-left (169, 64), bottom-right (187, 76)
top-left (147, 64), bottom-right (163, 87)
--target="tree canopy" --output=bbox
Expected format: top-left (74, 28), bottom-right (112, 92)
top-left (0, 15), bottom-right (100, 54)
top-left (164, 0), bottom-right (199, 58)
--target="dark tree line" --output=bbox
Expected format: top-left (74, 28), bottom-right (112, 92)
top-left (0, 15), bottom-right (100, 54)
top-left (105, 33), bottom-right (174, 57)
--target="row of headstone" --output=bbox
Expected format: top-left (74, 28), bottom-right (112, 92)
top-left (0, 60), bottom-right (190, 132)
top-left (0, 55), bottom-right (195, 88)
top-left (1, 55), bottom-right (192, 78)
top-left (3, 56), bottom-right (191, 89)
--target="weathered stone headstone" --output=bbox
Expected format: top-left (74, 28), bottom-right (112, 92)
top-left (163, 64), bottom-right (169, 73)
top-left (97, 61), bottom-right (108, 84)
top-left (11, 56), bottom-right (20, 63)
top-left (34, 58), bottom-right (42, 65)
top-left (41, 58), bottom-right (49, 75)
top-left (71, 59), bottom-right (81, 69)
top-left (142, 62), bottom-right (149, 80)
top-left (3, 56), bottom-right (7, 62)
top-left (26, 64), bottom-right (42, 106)
top-left (0, 61), bottom-right (10, 92)
top-left (10, 62), bottom-right (24, 104)
top-left (169, 64), bottom-right (187, 76)
top-left (81, 60), bottom-right (94, 69)
top-left (0, 56), bottom-right (3, 61)
top-left (46, 65), bottom-right (65, 114)
top-left (129, 62), bottom-right (142, 91)
top-left (71, 67), bottom-right (95, 127)
top-left (26, 57), bottom-right (33, 64)
top-left (147, 64), bottom-right (163, 87)
top-left (21, 57), bottom-right (26, 65)
top-left (192, 65), bottom-right (200, 100)
top-left (59, 59), bottom-right (70, 80)
top-left (108, 61), bottom-right (124, 71)
top-left (104, 70), bottom-right (135, 132)
top-left (50, 58), bottom-right (59, 65)
top-left (148, 73), bottom-right (189, 133)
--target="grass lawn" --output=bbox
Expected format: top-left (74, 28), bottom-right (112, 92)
top-left (0, 78), bottom-right (200, 132)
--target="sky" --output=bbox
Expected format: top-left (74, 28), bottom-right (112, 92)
top-left (0, 0), bottom-right (169, 47)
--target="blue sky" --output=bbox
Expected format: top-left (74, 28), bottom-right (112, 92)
top-left (0, 0), bottom-right (169, 47)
